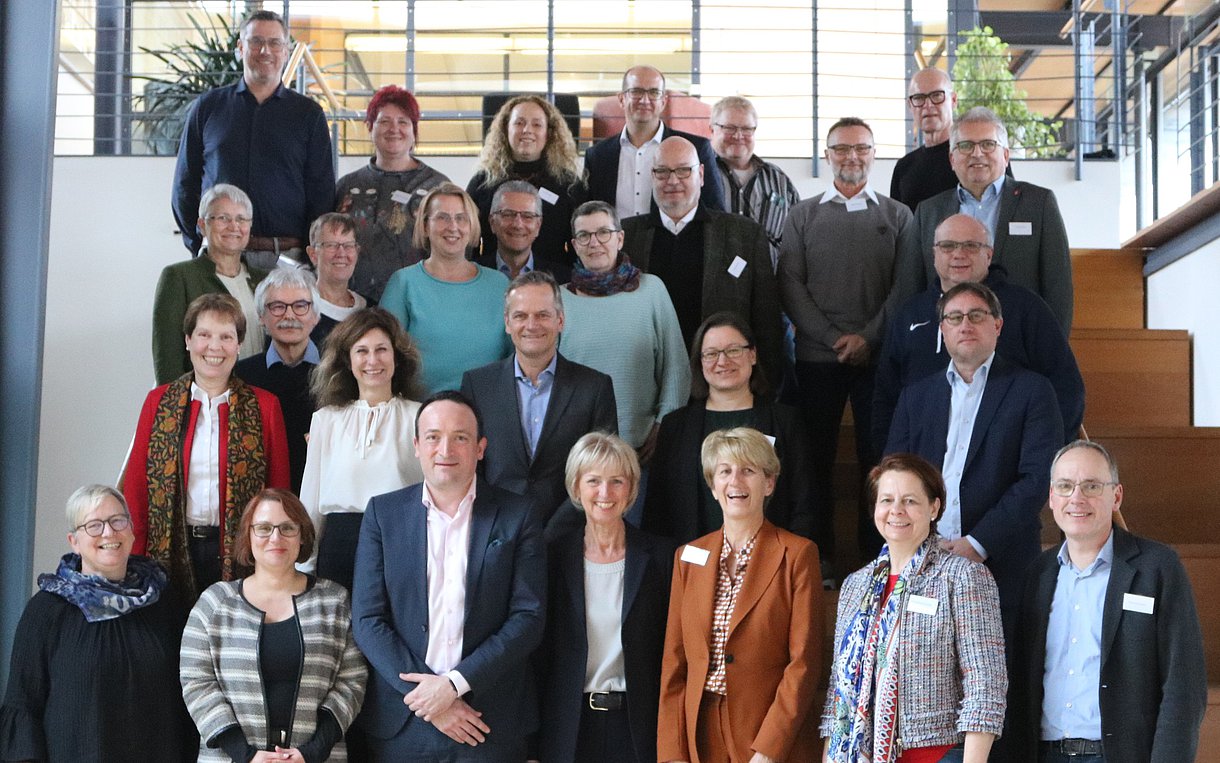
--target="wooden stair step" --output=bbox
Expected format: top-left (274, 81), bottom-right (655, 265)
top-left (1070, 249), bottom-right (1146, 330)
top-left (1070, 328), bottom-right (1191, 427)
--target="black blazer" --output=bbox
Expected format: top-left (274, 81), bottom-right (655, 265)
top-left (461, 353), bottom-right (617, 525)
top-left (537, 525), bottom-right (674, 763)
top-left (1013, 527), bottom-right (1207, 762)
top-left (584, 123), bottom-right (727, 213)
top-left (642, 400), bottom-right (816, 544)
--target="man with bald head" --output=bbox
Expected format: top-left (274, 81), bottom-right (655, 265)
top-left (620, 135), bottom-right (783, 385)
top-left (585, 65), bottom-right (726, 220)
top-left (873, 213), bottom-right (1084, 452)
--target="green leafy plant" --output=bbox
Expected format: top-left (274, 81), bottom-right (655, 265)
top-left (952, 26), bottom-right (1066, 158)
top-left (131, 13), bottom-right (241, 155)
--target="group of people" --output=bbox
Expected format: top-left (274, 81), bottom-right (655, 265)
top-left (0, 8), bottom-right (1209, 763)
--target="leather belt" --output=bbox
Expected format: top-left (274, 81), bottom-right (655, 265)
top-left (1041, 738), bottom-right (1104, 756)
top-left (247, 235), bottom-right (304, 251)
top-left (585, 691), bottom-right (626, 711)
top-left (187, 525), bottom-right (220, 540)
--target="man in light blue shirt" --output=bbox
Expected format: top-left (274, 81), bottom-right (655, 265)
top-left (477, 181), bottom-right (572, 283)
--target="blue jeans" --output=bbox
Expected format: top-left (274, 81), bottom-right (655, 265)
top-left (1039, 752), bottom-right (1104, 763)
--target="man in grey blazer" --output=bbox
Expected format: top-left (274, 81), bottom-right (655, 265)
top-left (1013, 440), bottom-right (1206, 763)
top-left (461, 270), bottom-right (617, 536)
top-left (892, 106), bottom-right (1073, 332)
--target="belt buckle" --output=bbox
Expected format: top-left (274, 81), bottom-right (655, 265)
top-left (587, 692), bottom-right (609, 712)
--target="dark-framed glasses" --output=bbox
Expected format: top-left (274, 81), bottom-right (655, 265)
top-left (245, 36), bottom-right (287, 52)
top-left (934, 240), bottom-right (990, 254)
top-left (700, 344), bottom-right (752, 363)
top-left (623, 87), bottom-right (664, 101)
top-left (493, 210), bottom-right (542, 222)
top-left (940, 309), bottom-right (994, 326)
top-left (318, 241), bottom-right (358, 254)
top-left (573, 228), bottom-right (620, 246)
top-left (265, 300), bottom-right (313, 317)
top-left (651, 165), bottom-right (696, 180)
top-left (75, 514), bottom-right (131, 537)
top-left (828, 144), bottom-right (874, 157)
top-left (251, 522), bottom-right (301, 538)
top-left (714, 123), bottom-right (757, 137)
top-left (908, 90), bottom-right (948, 107)
top-left (1051, 479), bottom-right (1117, 498)
top-left (953, 139), bottom-right (1004, 154)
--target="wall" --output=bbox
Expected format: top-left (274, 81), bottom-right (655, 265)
top-left (33, 153), bottom-right (1123, 581)
top-left (1148, 239), bottom-right (1220, 426)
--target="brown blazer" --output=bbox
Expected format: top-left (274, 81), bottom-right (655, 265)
top-left (658, 521), bottom-right (822, 763)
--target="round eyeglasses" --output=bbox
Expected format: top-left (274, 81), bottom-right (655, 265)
top-left (75, 514), bottom-right (132, 537)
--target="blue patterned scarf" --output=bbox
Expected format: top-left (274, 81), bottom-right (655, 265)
top-left (38, 553), bottom-right (167, 622)
top-left (567, 254), bottom-right (641, 296)
top-left (827, 535), bottom-right (934, 763)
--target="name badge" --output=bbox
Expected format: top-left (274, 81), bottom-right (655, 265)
top-left (390, 190), bottom-right (413, 205)
top-left (1009, 221), bottom-right (1033, 236)
top-left (906, 594), bottom-right (939, 616)
top-left (538, 186), bottom-right (560, 205)
top-left (680, 545), bottom-right (710, 566)
top-left (727, 256), bottom-right (747, 278)
top-left (764, 434), bottom-right (777, 447)
top-left (1123, 593), bottom-right (1155, 614)
top-left (844, 197), bottom-right (868, 213)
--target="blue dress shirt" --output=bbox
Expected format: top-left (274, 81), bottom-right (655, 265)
top-left (514, 353), bottom-right (557, 458)
top-left (941, 352), bottom-right (995, 558)
top-left (265, 340), bottom-right (320, 368)
top-left (956, 174), bottom-right (1007, 239)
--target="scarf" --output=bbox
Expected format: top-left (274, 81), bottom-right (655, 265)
top-left (827, 535), bottom-right (935, 763)
top-left (567, 254), bottom-right (642, 296)
top-left (39, 553), bottom-right (167, 622)
top-left (144, 373), bottom-right (267, 598)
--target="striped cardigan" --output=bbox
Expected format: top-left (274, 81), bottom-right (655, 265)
top-left (181, 577), bottom-right (367, 762)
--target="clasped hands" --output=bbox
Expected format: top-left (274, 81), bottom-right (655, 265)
top-left (401, 671), bottom-right (490, 746)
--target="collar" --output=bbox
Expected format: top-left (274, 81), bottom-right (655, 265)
top-left (946, 350), bottom-right (996, 385)
top-left (819, 183), bottom-right (878, 205)
top-left (235, 77), bottom-right (284, 100)
top-left (496, 250), bottom-right (535, 276)
top-left (513, 352), bottom-right (558, 383)
top-left (619, 122), bottom-right (665, 147)
top-left (956, 174), bottom-right (1006, 204)
top-left (661, 204), bottom-right (699, 235)
top-left (1057, 530), bottom-right (1116, 574)
top-left (422, 476), bottom-right (478, 517)
top-left (189, 381), bottom-right (231, 405)
top-left (266, 340), bottom-right (320, 368)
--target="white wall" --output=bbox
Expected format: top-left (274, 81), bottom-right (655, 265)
top-left (1148, 240), bottom-right (1220, 426)
top-left (33, 153), bottom-right (1124, 581)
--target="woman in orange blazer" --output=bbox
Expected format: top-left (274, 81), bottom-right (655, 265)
top-left (658, 427), bottom-right (823, 763)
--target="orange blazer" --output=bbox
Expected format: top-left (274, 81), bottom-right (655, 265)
top-left (658, 521), bottom-right (822, 763)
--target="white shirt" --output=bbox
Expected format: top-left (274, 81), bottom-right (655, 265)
top-left (316, 290), bottom-right (367, 324)
top-left (215, 268), bottom-right (263, 360)
top-left (423, 478), bottom-right (475, 695)
top-left (818, 183), bottom-right (879, 205)
top-left (185, 383), bottom-right (229, 526)
top-left (615, 124), bottom-right (664, 220)
top-left (660, 205), bottom-right (698, 236)
top-left (941, 353), bottom-right (995, 559)
top-left (583, 558), bottom-right (627, 692)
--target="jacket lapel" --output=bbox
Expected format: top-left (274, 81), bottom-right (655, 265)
top-left (1100, 528), bottom-right (1138, 664)
top-left (560, 538), bottom-right (589, 642)
top-left (964, 358), bottom-right (1011, 472)
top-left (622, 527), bottom-right (646, 625)
top-left (495, 357), bottom-right (532, 468)
top-left (464, 485), bottom-right (498, 620)
top-left (534, 356), bottom-right (574, 467)
top-left (685, 532), bottom-right (722, 650)
top-left (993, 177), bottom-right (1020, 253)
top-left (727, 523), bottom-right (783, 637)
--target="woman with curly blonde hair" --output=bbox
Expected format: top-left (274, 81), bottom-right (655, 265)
top-left (467, 94), bottom-right (587, 271)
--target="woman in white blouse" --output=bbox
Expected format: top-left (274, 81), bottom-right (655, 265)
top-left (300, 307), bottom-right (424, 590)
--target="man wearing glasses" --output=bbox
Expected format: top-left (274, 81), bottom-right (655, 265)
top-left (894, 106), bottom-right (1073, 332)
top-left (777, 117), bottom-right (911, 566)
top-left (235, 268), bottom-right (321, 492)
top-left (475, 181), bottom-right (571, 283)
top-left (1010, 440), bottom-right (1206, 763)
top-left (172, 9), bottom-right (334, 269)
top-left (886, 281), bottom-right (1063, 636)
top-left (585, 65), bottom-right (726, 219)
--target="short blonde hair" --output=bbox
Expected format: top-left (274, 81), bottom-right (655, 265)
top-left (65, 484), bottom-right (128, 531)
top-left (564, 432), bottom-right (641, 511)
top-left (700, 427), bottom-right (781, 489)
top-left (411, 182), bottom-right (482, 252)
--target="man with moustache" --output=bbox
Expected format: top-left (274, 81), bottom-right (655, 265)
top-left (305, 212), bottom-right (366, 346)
top-left (475, 181), bottom-right (571, 283)
top-left (777, 116), bottom-right (911, 562)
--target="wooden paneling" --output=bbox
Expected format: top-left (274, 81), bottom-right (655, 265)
top-left (1070, 248), bottom-right (1145, 329)
top-left (1071, 328), bottom-right (1191, 427)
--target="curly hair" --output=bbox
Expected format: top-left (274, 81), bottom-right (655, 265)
top-left (310, 307), bottom-right (423, 408)
top-left (476, 95), bottom-right (583, 188)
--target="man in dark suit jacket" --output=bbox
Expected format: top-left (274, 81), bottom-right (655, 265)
top-left (892, 107), bottom-right (1073, 332)
top-left (461, 270), bottom-right (617, 535)
top-left (886, 282), bottom-right (1063, 629)
top-left (473, 181), bottom-right (572, 283)
top-left (619, 136), bottom-right (783, 386)
top-left (351, 391), bottom-right (545, 760)
top-left (1012, 440), bottom-right (1206, 763)
top-left (584, 65), bottom-right (726, 219)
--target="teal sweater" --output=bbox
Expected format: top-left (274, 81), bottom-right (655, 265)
top-left (380, 263), bottom-right (512, 394)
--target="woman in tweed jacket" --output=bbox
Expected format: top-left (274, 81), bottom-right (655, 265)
top-left (181, 489), bottom-right (366, 763)
top-left (823, 454), bottom-right (1006, 763)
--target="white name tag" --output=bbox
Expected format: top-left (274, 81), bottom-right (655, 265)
top-left (1009, 221), bottom-right (1033, 236)
top-left (538, 186), bottom-right (560, 205)
top-left (844, 197), bottom-right (869, 213)
top-left (1123, 593), bottom-right (1155, 614)
top-left (727, 256), bottom-right (747, 278)
top-left (680, 545), bottom-right (710, 566)
top-left (390, 190), bottom-right (413, 204)
top-left (906, 594), bottom-right (939, 616)
top-left (764, 434), bottom-right (777, 447)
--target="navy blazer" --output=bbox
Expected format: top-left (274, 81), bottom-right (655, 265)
top-left (1013, 527), bottom-right (1207, 762)
top-left (461, 353), bottom-right (617, 527)
top-left (584, 123), bottom-right (727, 213)
top-left (350, 478), bottom-right (546, 741)
top-left (885, 355), bottom-right (1062, 615)
top-left (892, 177), bottom-right (1073, 332)
top-left (537, 525), bottom-right (674, 763)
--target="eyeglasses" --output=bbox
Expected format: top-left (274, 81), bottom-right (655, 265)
top-left (75, 514), bottom-right (131, 537)
top-left (265, 300), bottom-right (313, 317)
top-left (573, 228), bottom-right (620, 246)
top-left (828, 144), bottom-right (874, 157)
top-left (1051, 479), bottom-right (1117, 498)
top-left (318, 241), bottom-right (358, 253)
top-left (493, 210), bottom-right (542, 222)
top-left (623, 87), bottom-right (664, 101)
top-left (700, 344), bottom-right (753, 363)
top-left (908, 90), bottom-right (948, 107)
top-left (713, 123), bottom-right (757, 137)
top-left (245, 36), bottom-right (288, 52)
top-left (251, 522), bottom-right (301, 538)
top-left (934, 240), bottom-right (990, 254)
top-left (940, 309), bottom-right (994, 326)
top-left (206, 214), bottom-right (253, 227)
top-left (953, 139), bottom-right (1004, 154)
top-left (429, 212), bottom-right (470, 225)
top-left (651, 165), bottom-right (696, 180)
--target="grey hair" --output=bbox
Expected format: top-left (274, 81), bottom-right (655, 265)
top-left (491, 180), bottom-right (543, 215)
top-left (254, 268), bottom-right (321, 319)
top-left (711, 96), bottom-right (757, 126)
top-left (1051, 440), bottom-right (1120, 483)
top-left (571, 200), bottom-right (621, 233)
top-left (199, 183), bottom-right (253, 219)
top-left (951, 106), bottom-right (1009, 147)
top-left (505, 269), bottom-right (564, 317)
top-left (66, 484), bottom-right (128, 531)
